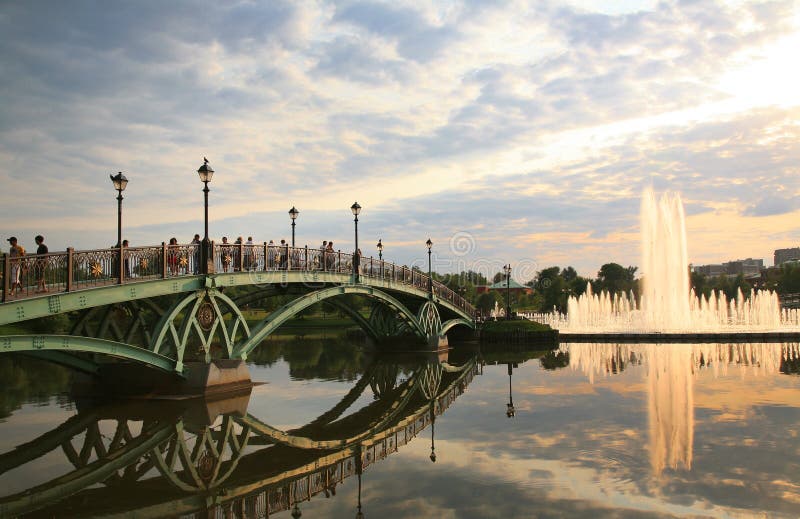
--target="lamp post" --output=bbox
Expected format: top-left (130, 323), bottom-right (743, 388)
top-left (110, 172), bottom-right (128, 283)
top-left (426, 238), bottom-right (433, 295)
top-left (197, 158), bottom-right (214, 274)
top-left (110, 172), bottom-right (128, 248)
top-left (503, 264), bottom-right (512, 320)
top-left (289, 206), bottom-right (299, 247)
top-left (351, 202), bottom-right (361, 280)
top-left (377, 238), bottom-right (383, 261)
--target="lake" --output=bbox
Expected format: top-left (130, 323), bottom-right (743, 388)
top-left (1, 339), bottom-right (799, 518)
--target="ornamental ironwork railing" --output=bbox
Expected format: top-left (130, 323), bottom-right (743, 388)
top-left (1, 242), bottom-right (475, 317)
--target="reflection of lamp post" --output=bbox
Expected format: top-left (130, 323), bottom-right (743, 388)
top-left (356, 445), bottom-right (365, 519)
top-left (426, 238), bottom-right (433, 295)
top-left (506, 363), bottom-right (515, 418)
top-left (377, 238), bottom-right (383, 260)
top-left (503, 264), bottom-right (512, 320)
top-left (429, 402), bottom-right (437, 462)
top-left (289, 206), bottom-right (299, 247)
top-left (351, 202), bottom-right (361, 280)
top-left (197, 158), bottom-right (214, 274)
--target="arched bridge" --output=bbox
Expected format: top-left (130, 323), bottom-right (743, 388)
top-left (0, 242), bottom-right (476, 374)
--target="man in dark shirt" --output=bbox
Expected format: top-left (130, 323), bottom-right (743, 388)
top-left (34, 235), bottom-right (48, 292)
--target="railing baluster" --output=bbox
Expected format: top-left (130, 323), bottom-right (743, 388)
top-left (66, 247), bottom-right (74, 292)
top-left (161, 242), bottom-right (168, 279)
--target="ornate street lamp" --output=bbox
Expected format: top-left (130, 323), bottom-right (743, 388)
top-left (197, 158), bottom-right (214, 274)
top-left (503, 264), bottom-right (512, 320)
top-left (351, 202), bottom-right (361, 280)
top-left (110, 172), bottom-right (128, 248)
top-left (376, 238), bottom-right (383, 261)
top-left (289, 206), bottom-right (299, 247)
top-left (110, 172), bottom-right (128, 283)
top-left (426, 238), bottom-right (433, 295)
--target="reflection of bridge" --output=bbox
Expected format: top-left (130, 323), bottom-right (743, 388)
top-left (0, 356), bottom-right (478, 517)
top-left (0, 243), bottom-right (475, 376)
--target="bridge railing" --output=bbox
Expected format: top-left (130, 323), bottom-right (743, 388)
top-left (1, 242), bottom-right (476, 317)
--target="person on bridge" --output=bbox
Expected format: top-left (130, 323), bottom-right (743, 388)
top-left (34, 235), bottom-right (48, 292)
top-left (6, 237), bottom-right (24, 295)
top-left (190, 234), bottom-right (201, 274)
top-left (319, 241), bottom-right (327, 270)
top-left (325, 241), bottom-right (334, 271)
top-left (221, 237), bottom-right (231, 272)
top-left (245, 236), bottom-right (254, 270)
top-left (267, 240), bottom-right (276, 269)
top-left (279, 239), bottom-right (288, 269)
top-left (167, 237), bottom-right (179, 275)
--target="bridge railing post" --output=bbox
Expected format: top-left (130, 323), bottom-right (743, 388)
top-left (117, 245), bottom-right (124, 285)
top-left (66, 247), bottom-right (74, 292)
top-left (263, 242), bottom-right (268, 272)
top-left (161, 242), bottom-right (168, 279)
top-left (238, 242), bottom-right (244, 272)
top-left (1, 253), bottom-right (8, 303)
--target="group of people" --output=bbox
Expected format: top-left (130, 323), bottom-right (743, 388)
top-left (5, 235), bottom-right (49, 295)
top-left (4, 233), bottom-right (369, 294)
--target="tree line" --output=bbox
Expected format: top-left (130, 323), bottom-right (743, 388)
top-left (466, 261), bottom-right (800, 315)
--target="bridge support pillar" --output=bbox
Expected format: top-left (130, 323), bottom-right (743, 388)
top-left (78, 360), bottom-right (253, 399)
top-left (429, 334), bottom-right (448, 351)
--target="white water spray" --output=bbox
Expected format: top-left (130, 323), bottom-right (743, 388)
top-left (541, 188), bottom-right (799, 332)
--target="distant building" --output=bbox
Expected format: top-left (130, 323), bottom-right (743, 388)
top-left (475, 279), bottom-right (533, 295)
top-left (774, 247), bottom-right (800, 266)
top-left (692, 258), bottom-right (763, 278)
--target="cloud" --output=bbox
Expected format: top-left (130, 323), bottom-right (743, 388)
top-left (1, 0), bottom-right (799, 277)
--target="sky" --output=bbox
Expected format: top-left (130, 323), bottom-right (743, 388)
top-left (1, 0), bottom-right (799, 281)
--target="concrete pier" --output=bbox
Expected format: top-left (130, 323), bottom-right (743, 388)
top-left (86, 359), bottom-right (254, 399)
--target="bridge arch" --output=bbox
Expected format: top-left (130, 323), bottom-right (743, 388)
top-left (0, 335), bottom-right (180, 373)
top-left (234, 286), bottom-right (426, 360)
top-left (441, 318), bottom-right (475, 336)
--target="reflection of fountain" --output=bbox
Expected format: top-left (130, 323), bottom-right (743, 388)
top-left (563, 342), bottom-right (800, 475)
top-left (544, 188), bottom-right (800, 332)
top-left (647, 346), bottom-right (693, 473)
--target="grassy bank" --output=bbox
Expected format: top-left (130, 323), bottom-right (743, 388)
top-left (479, 319), bottom-right (558, 346)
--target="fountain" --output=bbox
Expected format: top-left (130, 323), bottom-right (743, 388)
top-left (542, 188), bottom-right (800, 333)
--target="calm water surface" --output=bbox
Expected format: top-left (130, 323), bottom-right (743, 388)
top-left (1, 340), bottom-right (799, 518)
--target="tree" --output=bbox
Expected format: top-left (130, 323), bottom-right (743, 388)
top-left (778, 264), bottom-right (800, 294)
top-left (561, 266), bottom-right (578, 282)
top-left (475, 291), bottom-right (503, 315)
top-left (595, 263), bottom-right (637, 295)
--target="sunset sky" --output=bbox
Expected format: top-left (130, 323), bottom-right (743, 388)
top-left (1, 0), bottom-right (798, 280)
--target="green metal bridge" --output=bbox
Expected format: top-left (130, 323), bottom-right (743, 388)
top-left (1, 242), bottom-right (476, 375)
top-left (0, 355), bottom-right (479, 517)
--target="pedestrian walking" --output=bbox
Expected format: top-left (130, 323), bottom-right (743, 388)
top-left (34, 235), bottom-right (48, 292)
